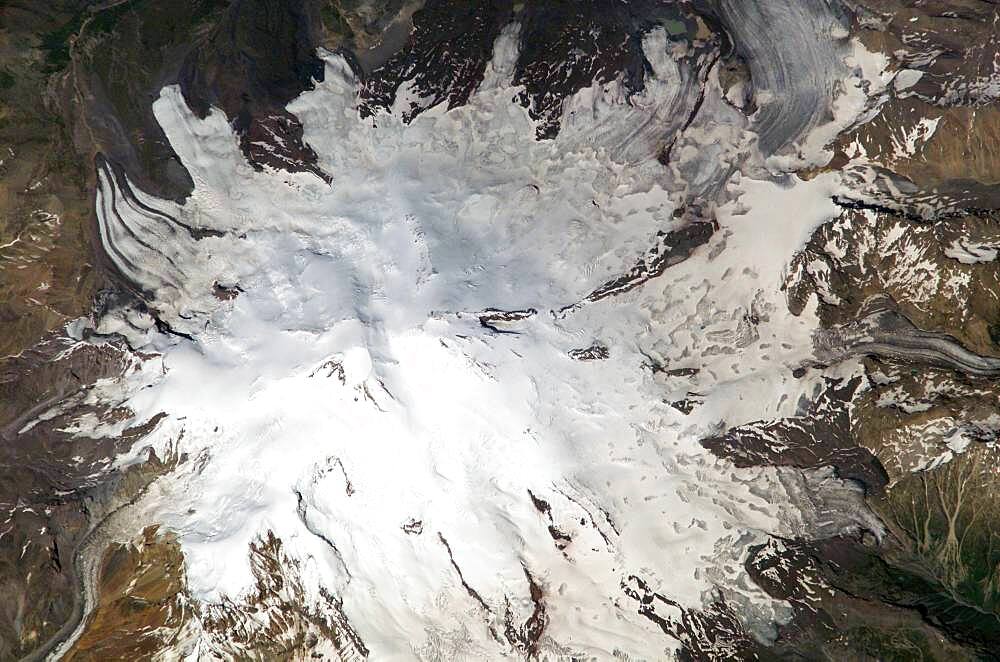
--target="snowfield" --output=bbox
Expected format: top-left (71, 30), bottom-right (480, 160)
top-left (76, 25), bottom-right (888, 659)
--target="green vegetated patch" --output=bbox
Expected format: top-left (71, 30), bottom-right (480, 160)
top-left (989, 321), bottom-right (1000, 347)
top-left (848, 624), bottom-right (940, 662)
top-left (320, 1), bottom-right (356, 39)
top-left (40, 11), bottom-right (86, 71)
top-left (826, 380), bottom-right (1000, 657)
top-left (878, 445), bottom-right (1000, 640)
top-left (824, 555), bottom-right (977, 658)
top-left (663, 19), bottom-right (687, 37)
top-left (83, 0), bottom-right (229, 94)
top-left (841, 443), bottom-right (1000, 651)
top-left (0, 69), bottom-right (15, 90)
top-left (39, 0), bottom-right (132, 72)
top-left (39, 0), bottom-right (225, 72)
top-left (764, 606), bottom-right (955, 662)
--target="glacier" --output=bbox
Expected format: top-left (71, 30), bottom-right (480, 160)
top-left (65, 23), bottom-right (891, 660)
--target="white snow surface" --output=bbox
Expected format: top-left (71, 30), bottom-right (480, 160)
top-left (83, 27), bottom-right (882, 660)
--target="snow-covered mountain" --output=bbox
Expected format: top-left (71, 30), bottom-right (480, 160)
top-left (5, 1), bottom-right (1000, 660)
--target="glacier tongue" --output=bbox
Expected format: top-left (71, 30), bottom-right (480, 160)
top-left (86, 25), bottom-right (883, 659)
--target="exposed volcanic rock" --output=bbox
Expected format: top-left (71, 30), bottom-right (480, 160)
top-left (179, 0), bottom-right (330, 180)
top-left (0, 5), bottom-right (200, 656)
top-left (476, 307), bottom-right (537, 334)
top-left (853, 358), bottom-right (1000, 482)
top-left (836, 96), bottom-right (1000, 208)
top-left (622, 575), bottom-right (763, 661)
top-left (64, 528), bottom-right (368, 660)
top-left (707, 345), bottom-right (1000, 659)
top-left (0, 333), bottom-right (179, 661)
top-left (561, 219), bottom-right (717, 314)
top-left (502, 566), bottom-right (547, 658)
top-left (512, 0), bottom-right (652, 140)
top-left (61, 0), bottom-right (230, 203)
top-left (514, 1), bottom-right (721, 142)
top-left (702, 376), bottom-right (890, 496)
top-left (61, 526), bottom-right (189, 661)
top-left (0, 335), bottom-right (120, 658)
top-left (818, 2), bottom-right (1000, 211)
top-left (849, 0), bottom-right (1000, 108)
top-left (722, 11), bottom-right (1000, 644)
top-left (746, 535), bottom-right (980, 660)
top-left (568, 342), bottom-right (609, 361)
top-left (359, 0), bottom-right (513, 122)
top-left (358, 0), bottom-right (710, 141)
top-left (786, 208), bottom-right (1000, 358)
top-left (808, 532), bottom-right (1000, 658)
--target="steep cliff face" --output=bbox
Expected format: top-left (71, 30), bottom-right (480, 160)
top-left (5, 1), bottom-right (1000, 660)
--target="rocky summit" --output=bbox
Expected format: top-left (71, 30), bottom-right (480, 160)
top-left (3, 1), bottom-right (1000, 660)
